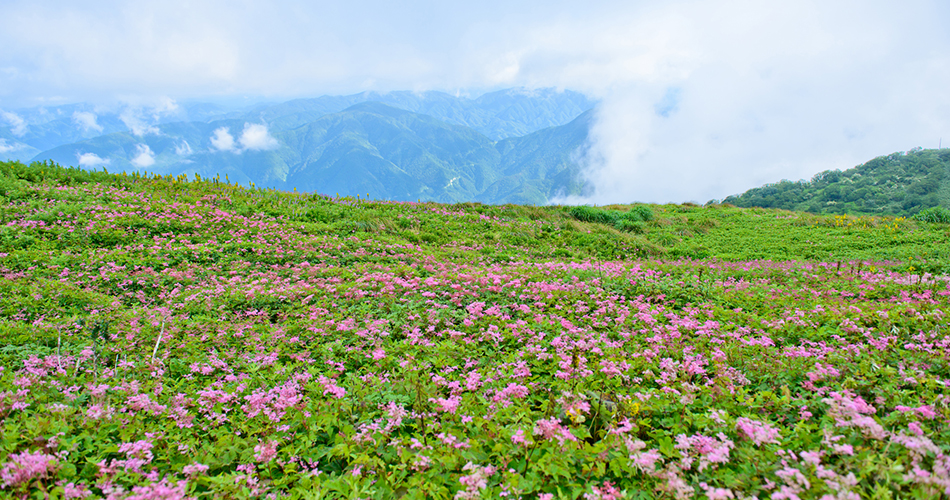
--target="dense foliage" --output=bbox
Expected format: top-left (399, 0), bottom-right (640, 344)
top-left (1, 160), bottom-right (949, 499)
top-left (722, 148), bottom-right (950, 217)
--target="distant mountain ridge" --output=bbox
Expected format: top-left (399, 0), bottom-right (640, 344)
top-left (23, 89), bottom-right (597, 204)
top-left (722, 148), bottom-right (950, 216)
top-left (245, 88), bottom-right (594, 140)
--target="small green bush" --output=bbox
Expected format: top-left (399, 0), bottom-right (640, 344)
top-left (630, 205), bottom-right (654, 221)
top-left (567, 206), bottom-right (614, 224)
top-left (912, 206), bottom-right (950, 223)
top-left (568, 205), bottom-right (654, 227)
top-left (614, 219), bottom-right (645, 234)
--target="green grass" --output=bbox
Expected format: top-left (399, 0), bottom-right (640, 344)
top-left (1, 160), bottom-right (949, 499)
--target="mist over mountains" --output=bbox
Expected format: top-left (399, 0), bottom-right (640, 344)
top-left (0, 88), bottom-right (596, 204)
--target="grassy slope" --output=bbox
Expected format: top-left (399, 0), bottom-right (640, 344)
top-left (1, 160), bottom-right (950, 499)
top-left (4, 160), bottom-right (949, 271)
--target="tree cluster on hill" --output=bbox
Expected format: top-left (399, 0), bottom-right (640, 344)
top-left (722, 148), bottom-right (950, 216)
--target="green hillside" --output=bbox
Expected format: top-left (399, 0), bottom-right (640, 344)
top-left (3, 159), bottom-right (948, 269)
top-left (483, 110), bottom-right (593, 204)
top-left (723, 148), bottom-right (950, 216)
top-left (279, 102), bottom-right (503, 202)
top-left (2, 161), bottom-right (950, 499)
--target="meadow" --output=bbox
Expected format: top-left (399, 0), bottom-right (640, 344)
top-left (0, 160), bottom-right (949, 499)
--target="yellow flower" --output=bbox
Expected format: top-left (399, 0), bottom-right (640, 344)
top-left (566, 408), bottom-right (586, 424)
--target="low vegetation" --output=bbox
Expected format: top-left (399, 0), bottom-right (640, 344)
top-left (1, 160), bottom-right (949, 499)
top-left (723, 148), bottom-right (950, 216)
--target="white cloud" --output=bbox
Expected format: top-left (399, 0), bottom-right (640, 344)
top-left (542, 1), bottom-right (950, 203)
top-left (77, 152), bottom-right (110, 167)
top-left (1, 111), bottom-right (27, 137)
top-left (238, 123), bottom-right (278, 151)
top-left (211, 123), bottom-right (278, 152)
top-left (148, 96), bottom-right (179, 116)
top-left (1, 1), bottom-right (948, 202)
top-left (72, 111), bottom-right (103, 132)
top-left (117, 97), bottom-right (179, 136)
top-left (130, 143), bottom-right (155, 167)
top-left (0, 138), bottom-right (24, 153)
top-left (119, 107), bottom-right (160, 136)
top-left (210, 126), bottom-right (236, 152)
top-left (174, 140), bottom-right (192, 156)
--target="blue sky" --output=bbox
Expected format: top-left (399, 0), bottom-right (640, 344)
top-left (1, 0), bottom-right (948, 203)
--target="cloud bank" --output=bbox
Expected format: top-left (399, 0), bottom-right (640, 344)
top-left (0, 138), bottom-right (25, 154)
top-left (238, 123), bottom-right (278, 151)
top-left (130, 143), bottom-right (155, 167)
top-left (117, 97), bottom-right (179, 136)
top-left (211, 123), bottom-right (279, 153)
top-left (1, 111), bottom-right (27, 137)
top-left (72, 111), bottom-right (103, 133)
top-left (175, 140), bottom-right (192, 156)
top-left (210, 127), bottom-right (236, 152)
top-left (77, 152), bottom-right (109, 167)
top-left (1, 0), bottom-right (947, 202)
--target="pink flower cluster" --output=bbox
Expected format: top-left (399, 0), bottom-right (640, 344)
top-left (674, 432), bottom-right (734, 472)
top-left (1, 449), bottom-right (59, 489)
top-left (533, 417), bottom-right (577, 446)
top-left (735, 417), bottom-right (781, 446)
top-left (454, 462), bottom-right (496, 500)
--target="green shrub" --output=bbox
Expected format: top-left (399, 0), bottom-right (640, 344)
top-left (614, 219), bottom-right (645, 234)
top-left (567, 205), bottom-right (614, 224)
top-left (912, 206), bottom-right (950, 223)
top-left (630, 205), bottom-right (654, 221)
top-left (569, 205), bottom-right (654, 227)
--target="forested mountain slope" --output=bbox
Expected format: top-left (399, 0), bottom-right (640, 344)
top-left (723, 148), bottom-right (950, 216)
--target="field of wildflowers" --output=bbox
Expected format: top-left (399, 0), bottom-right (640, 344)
top-left (1, 160), bottom-right (949, 499)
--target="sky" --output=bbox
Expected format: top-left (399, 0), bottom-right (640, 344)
top-left (1, 0), bottom-right (948, 203)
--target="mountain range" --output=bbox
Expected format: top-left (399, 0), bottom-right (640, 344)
top-left (8, 88), bottom-right (947, 212)
top-left (1, 89), bottom-right (596, 204)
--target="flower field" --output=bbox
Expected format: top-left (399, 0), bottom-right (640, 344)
top-left (1, 161), bottom-right (949, 499)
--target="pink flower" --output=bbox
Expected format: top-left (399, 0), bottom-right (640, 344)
top-left (584, 480), bottom-right (624, 500)
top-left (430, 395), bottom-right (462, 414)
top-left (674, 432), bottom-right (733, 471)
top-left (317, 376), bottom-right (346, 399)
top-left (799, 406), bottom-right (813, 421)
top-left (511, 429), bottom-right (528, 445)
top-left (823, 392), bottom-right (886, 439)
top-left (455, 462), bottom-right (496, 500)
top-left (735, 417), bottom-right (781, 446)
top-left (253, 440), bottom-right (278, 463)
top-left (833, 443), bottom-right (854, 455)
top-left (62, 482), bottom-right (92, 499)
top-left (123, 478), bottom-right (194, 500)
top-left (533, 417), bottom-right (577, 445)
top-left (1, 450), bottom-right (59, 489)
top-left (799, 451), bottom-right (822, 465)
top-left (492, 383), bottom-right (530, 407)
top-left (182, 462), bottom-right (209, 476)
top-left (118, 440), bottom-right (155, 461)
top-left (631, 449), bottom-right (662, 471)
top-left (895, 405), bottom-right (937, 420)
top-left (700, 482), bottom-right (736, 500)
top-left (464, 371), bottom-right (482, 391)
